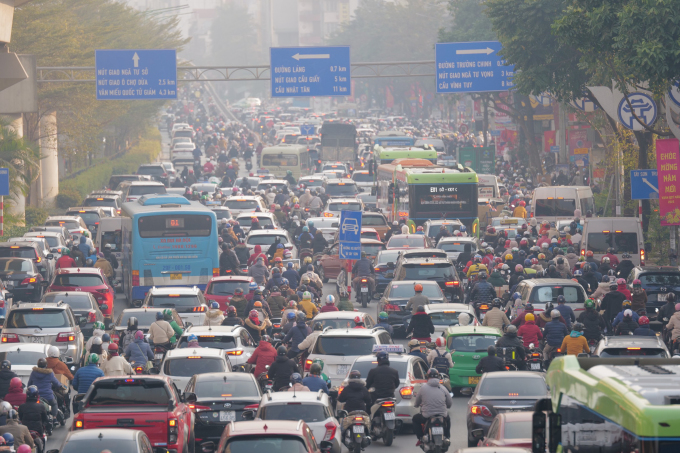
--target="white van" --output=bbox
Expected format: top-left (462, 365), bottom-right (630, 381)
top-left (477, 174), bottom-right (503, 204)
top-left (581, 217), bottom-right (644, 266)
top-left (95, 217), bottom-right (123, 283)
top-left (531, 186), bottom-right (594, 224)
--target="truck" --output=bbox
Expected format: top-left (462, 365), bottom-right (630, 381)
top-left (73, 376), bottom-right (194, 453)
top-left (319, 121), bottom-right (357, 165)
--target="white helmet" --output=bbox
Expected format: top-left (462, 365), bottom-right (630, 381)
top-left (93, 336), bottom-right (103, 345)
top-left (48, 346), bottom-right (60, 358)
top-left (325, 295), bottom-right (335, 305)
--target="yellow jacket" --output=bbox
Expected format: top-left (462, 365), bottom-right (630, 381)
top-left (512, 206), bottom-right (527, 219)
top-left (298, 299), bottom-right (319, 319)
top-left (560, 334), bottom-right (589, 356)
top-left (466, 263), bottom-right (488, 278)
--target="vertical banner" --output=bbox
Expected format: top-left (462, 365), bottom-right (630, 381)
top-left (656, 138), bottom-right (680, 225)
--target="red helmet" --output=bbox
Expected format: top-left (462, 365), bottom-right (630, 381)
top-left (519, 200), bottom-right (526, 207)
top-left (520, 239), bottom-right (528, 245)
top-left (505, 240), bottom-right (511, 248)
top-left (494, 257), bottom-right (503, 264)
top-left (227, 306), bottom-right (237, 314)
top-left (435, 337), bottom-right (446, 347)
top-left (354, 316), bottom-right (363, 324)
top-left (294, 203), bottom-right (300, 208)
top-left (639, 316), bottom-right (650, 326)
top-left (531, 258), bottom-right (538, 264)
top-left (586, 250), bottom-right (594, 258)
top-left (633, 279), bottom-right (642, 286)
top-left (486, 226), bottom-right (496, 234)
top-left (515, 264), bottom-right (524, 272)
top-left (9, 377), bottom-right (21, 390)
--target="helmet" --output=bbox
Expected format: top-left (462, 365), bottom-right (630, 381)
top-left (302, 291), bottom-right (312, 300)
top-left (639, 316), bottom-right (650, 326)
top-left (586, 250), bottom-right (594, 258)
top-left (617, 278), bottom-right (626, 285)
top-left (135, 330), bottom-right (144, 340)
top-left (435, 337), bottom-right (446, 348)
top-left (287, 312), bottom-right (296, 320)
top-left (486, 226), bottom-right (496, 234)
top-left (277, 346), bottom-right (287, 356)
top-left (108, 343), bottom-right (119, 352)
top-left (3, 433), bottom-right (14, 446)
top-left (479, 272), bottom-right (488, 280)
top-left (426, 368), bottom-right (440, 379)
top-left (416, 226), bottom-right (423, 231)
top-left (515, 264), bottom-right (524, 272)
top-left (414, 283), bottom-right (423, 292)
top-left (313, 322), bottom-right (323, 331)
top-left (602, 256), bottom-right (610, 263)
top-left (609, 280), bottom-right (618, 289)
top-left (622, 300), bottom-right (632, 307)
top-left (26, 385), bottom-right (39, 399)
top-left (37, 358), bottom-right (47, 368)
top-left (584, 299), bottom-right (596, 309)
top-left (573, 322), bottom-right (584, 332)
top-left (291, 373), bottom-right (303, 384)
top-left (512, 292), bottom-right (521, 300)
top-left (349, 370), bottom-right (362, 380)
top-left (94, 321), bottom-right (105, 330)
top-left (354, 316), bottom-right (363, 324)
top-left (633, 279), bottom-right (642, 286)
top-left (505, 254), bottom-right (513, 261)
top-left (89, 353), bottom-right (99, 364)
top-left (492, 298), bottom-right (502, 307)
top-left (296, 312), bottom-right (306, 323)
top-left (17, 445), bottom-right (31, 453)
top-left (48, 346), bottom-right (60, 358)
top-left (188, 334), bottom-right (198, 342)
top-left (668, 293), bottom-right (678, 303)
top-left (156, 311), bottom-right (164, 320)
top-left (9, 377), bottom-right (21, 390)
top-left (303, 226), bottom-right (309, 232)
top-left (7, 409), bottom-right (17, 421)
top-left (379, 311), bottom-right (388, 321)
top-left (551, 309), bottom-right (561, 319)
top-left (62, 248), bottom-right (69, 256)
top-left (531, 258), bottom-right (538, 265)
top-left (474, 254), bottom-right (482, 263)
top-left (254, 301), bottom-right (263, 308)
top-left (524, 259), bottom-right (531, 267)
top-left (325, 295), bottom-right (335, 305)
top-left (525, 313), bottom-right (535, 322)
top-left (308, 220), bottom-right (314, 227)
top-left (574, 269), bottom-right (582, 277)
top-left (309, 363), bottom-right (322, 375)
top-left (249, 310), bottom-right (260, 319)
top-left (460, 225), bottom-right (466, 232)
top-left (376, 351), bottom-right (389, 364)
top-left (506, 325), bottom-right (517, 334)
top-left (210, 301), bottom-right (220, 310)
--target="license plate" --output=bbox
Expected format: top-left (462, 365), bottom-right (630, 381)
top-left (468, 376), bottom-right (480, 385)
top-left (479, 313), bottom-right (485, 321)
top-left (463, 279), bottom-right (468, 286)
top-left (530, 362), bottom-right (542, 370)
top-left (431, 427), bottom-right (444, 435)
top-left (658, 293), bottom-right (669, 302)
top-left (384, 412), bottom-right (395, 420)
top-left (361, 287), bottom-right (368, 293)
top-left (32, 337), bottom-right (44, 344)
top-left (337, 364), bottom-right (349, 375)
top-left (353, 425), bottom-right (364, 434)
top-left (219, 411), bottom-right (235, 422)
top-left (155, 353), bottom-right (164, 360)
top-left (170, 274), bottom-right (182, 280)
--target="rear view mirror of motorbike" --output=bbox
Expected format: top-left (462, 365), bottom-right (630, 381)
top-left (241, 410), bottom-right (255, 420)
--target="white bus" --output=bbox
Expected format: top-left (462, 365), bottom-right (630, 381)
top-left (259, 144), bottom-right (313, 179)
top-left (531, 186), bottom-right (594, 224)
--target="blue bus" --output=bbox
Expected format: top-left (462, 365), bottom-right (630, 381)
top-left (120, 194), bottom-right (219, 307)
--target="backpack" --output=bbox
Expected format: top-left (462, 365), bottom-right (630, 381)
top-left (432, 350), bottom-right (450, 374)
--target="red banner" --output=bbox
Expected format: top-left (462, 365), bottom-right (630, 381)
top-left (656, 138), bottom-right (680, 225)
top-left (544, 131), bottom-right (556, 152)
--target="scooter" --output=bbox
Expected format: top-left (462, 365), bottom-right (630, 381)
top-left (30, 430), bottom-right (45, 453)
top-left (257, 366), bottom-right (273, 393)
top-left (418, 415), bottom-right (450, 453)
top-left (358, 278), bottom-right (371, 308)
top-left (338, 410), bottom-right (371, 453)
top-left (525, 343), bottom-right (544, 371)
top-left (370, 398), bottom-right (396, 446)
top-left (152, 344), bottom-right (170, 369)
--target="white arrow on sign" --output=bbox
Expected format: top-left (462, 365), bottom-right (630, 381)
top-left (455, 47), bottom-right (494, 55)
top-left (292, 53), bottom-right (330, 60)
top-left (132, 52), bottom-right (140, 68)
top-left (643, 178), bottom-right (659, 193)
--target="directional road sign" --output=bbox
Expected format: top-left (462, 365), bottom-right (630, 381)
top-left (631, 169), bottom-right (659, 200)
top-left (0, 168), bottom-right (9, 196)
top-left (270, 46), bottom-right (351, 98)
top-left (300, 124), bottom-right (315, 136)
top-left (95, 49), bottom-right (177, 100)
top-left (338, 210), bottom-right (362, 260)
top-left (435, 42), bottom-right (514, 93)
top-left (339, 242), bottom-right (362, 260)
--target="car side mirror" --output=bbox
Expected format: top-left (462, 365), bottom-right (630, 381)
top-left (47, 254), bottom-right (54, 260)
top-left (201, 442), bottom-right (215, 453)
top-left (241, 410), bottom-right (255, 421)
top-left (460, 387), bottom-right (473, 396)
top-left (185, 392), bottom-right (197, 404)
top-left (184, 322), bottom-right (193, 328)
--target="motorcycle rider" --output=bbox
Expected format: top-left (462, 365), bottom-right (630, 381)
top-left (495, 325), bottom-right (526, 369)
top-left (124, 330), bottom-right (154, 370)
top-left (282, 262), bottom-right (300, 290)
top-left (482, 298), bottom-right (510, 330)
top-left (55, 248), bottom-right (76, 269)
top-left (659, 293), bottom-right (677, 326)
top-left (517, 313), bottom-right (543, 347)
top-left (120, 316), bottom-right (139, 352)
top-left (101, 343), bottom-right (133, 376)
top-left (427, 337), bottom-right (453, 372)
top-left (475, 345), bottom-right (505, 374)
top-left (470, 271), bottom-right (495, 305)
top-left (220, 243), bottom-right (241, 275)
top-left (405, 284), bottom-right (430, 311)
top-left (204, 301), bottom-right (225, 326)
top-left (365, 351), bottom-right (400, 415)
top-left (221, 306), bottom-right (244, 326)
top-left (312, 230), bottom-right (328, 255)
top-left (27, 358), bottom-right (65, 420)
top-left (228, 288), bottom-right (249, 318)
top-left (408, 339), bottom-right (428, 362)
top-left (18, 386), bottom-right (47, 438)
top-left (0, 361), bottom-right (17, 400)
top-left (320, 295), bottom-right (339, 313)
top-left (302, 363), bottom-right (329, 394)
top-left (555, 295), bottom-right (575, 330)
top-left (577, 299), bottom-right (606, 343)
top-left (149, 311), bottom-right (175, 349)
top-left (3, 378), bottom-right (26, 407)
top-left (46, 346), bottom-right (73, 381)
top-left (406, 306), bottom-right (435, 341)
top-left (297, 322), bottom-right (324, 355)
top-left (246, 335), bottom-right (277, 377)
top-left (376, 312), bottom-right (394, 336)
top-left (337, 370), bottom-right (372, 444)
top-left (614, 309), bottom-right (639, 336)
top-left (412, 368), bottom-right (453, 446)
top-left (560, 322), bottom-right (590, 356)
top-left (72, 353), bottom-right (105, 398)
top-left (352, 252), bottom-right (375, 298)
top-left (287, 372), bottom-right (310, 392)
top-left (269, 346), bottom-right (300, 391)
top-left (244, 309), bottom-right (270, 343)
top-left (600, 280), bottom-right (626, 326)
top-left (0, 409), bottom-right (33, 451)
top-left (283, 312), bottom-right (311, 359)
top-left (543, 310), bottom-right (569, 360)
top-left (103, 243), bottom-right (119, 270)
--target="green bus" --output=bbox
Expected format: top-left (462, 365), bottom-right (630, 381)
top-left (534, 356), bottom-right (680, 453)
top-left (375, 146), bottom-right (437, 165)
top-left (375, 160), bottom-right (479, 234)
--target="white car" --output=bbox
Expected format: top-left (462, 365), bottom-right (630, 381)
top-left (171, 142), bottom-right (196, 164)
top-left (313, 312), bottom-right (375, 330)
top-left (436, 237), bottom-right (479, 261)
top-left (350, 170), bottom-right (374, 190)
top-left (298, 175), bottom-right (327, 191)
top-left (246, 229), bottom-right (297, 258)
top-left (305, 217), bottom-right (338, 230)
top-left (324, 198), bottom-right (364, 219)
top-left (0, 343), bottom-right (56, 385)
top-left (223, 196), bottom-right (268, 216)
top-left (44, 216), bottom-right (88, 233)
top-left (235, 212), bottom-right (281, 233)
top-left (176, 325), bottom-right (256, 368)
top-left (159, 347), bottom-right (231, 391)
top-left (424, 303), bottom-right (480, 335)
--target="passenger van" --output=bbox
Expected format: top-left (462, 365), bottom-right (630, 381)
top-left (96, 217), bottom-right (123, 283)
top-left (531, 186), bottom-right (594, 224)
top-left (477, 174), bottom-right (503, 204)
top-left (259, 144), bottom-right (312, 179)
top-left (581, 217), bottom-right (645, 266)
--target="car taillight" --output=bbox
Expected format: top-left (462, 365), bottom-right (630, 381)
top-left (479, 305), bottom-right (489, 310)
top-left (162, 173), bottom-right (168, 177)
top-left (323, 212), bottom-right (334, 217)
top-left (471, 405), bottom-right (492, 417)
top-left (20, 277), bottom-right (37, 285)
top-left (192, 306), bottom-right (206, 312)
top-left (640, 248), bottom-right (645, 266)
top-left (88, 311), bottom-right (97, 323)
top-left (168, 419), bottom-right (178, 444)
top-left (213, 268), bottom-right (220, 277)
top-left (580, 249), bottom-right (585, 256)
top-left (445, 281), bottom-right (459, 287)
top-left (57, 332), bottom-right (75, 342)
top-left (189, 404), bottom-right (211, 412)
top-left (1, 333), bottom-right (18, 343)
top-left (323, 422), bottom-right (337, 441)
top-left (97, 288), bottom-right (109, 294)
top-left (132, 270), bottom-right (139, 286)
top-left (0, 300), bottom-right (4, 309)
top-left (226, 350), bottom-right (243, 356)
top-left (384, 304), bottom-right (399, 311)
top-left (244, 404), bottom-right (259, 410)
top-left (74, 419), bottom-right (83, 429)
top-left (305, 359), bottom-right (312, 371)
top-left (400, 386), bottom-right (413, 399)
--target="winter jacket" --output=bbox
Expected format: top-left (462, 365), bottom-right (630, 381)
top-left (337, 379), bottom-right (372, 413)
top-left (320, 304), bottom-right (339, 313)
top-left (511, 310), bottom-right (536, 327)
top-left (482, 307), bottom-right (510, 330)
top-left (283, 323), bottom-right (310, 351)
top-left (101, 355), bottom-right (133, 376)
top-left (615, 318), bottom-right (639, 336)
top-left (667, 312), bottom-right (680, 340)
top-left (556, 264), bottom-right (572, 279)
top-left (0, 369), bottom-right (18, 400)
top-left (337, 298), bottom-right (354, 311)
top-left (247, 342), bottom-right (278, 376)
top-left (631, 290), bottom-right (647, 313)
top-left (565, 253), bottom-right (579, 269)
top-left (55, 255), bottom-right (76, 269)
top-left (234, 244), bottom-right (250, 264)
top-left (405, 294), bottom-right (430, 311)
top-left (556, 304), bottom-right (575, 328)
top-left (267, 294), bottom-right (287, 318)
top-left (248, 263), bottom-right (270, 285)
top-left (268, 355), bottom-right (299, 391)
top-left (204, 309), bottom-right (225, 326)
top-left (601, 291), bottom-right (627, 324)
top-left (85, 328), bottom-right (105, 354)
top-left (27, 367), bottom-right (63, 401)
top-left (616, 260), bottom-right (635, 280)
top-left (577, 309), bottom-right (606, 342)
top-left (543, 320), bottom-right (569, 346)
top-left (376, 322), bottom-right (394, 336)
top-left (591, 282), bottom-right (611, 301)
top-left (517, 320), bottom-right (543, 347)
top-left (612, 310), bottom-right (640, 327)
top-left (46, 357), bottom-right (74, 381)
top-left (298, 299), bottom-right (319, 319)
top-left (496, 332), bottom-right (526, 361)
top-left (365, 363), bottom-right (400, 399)
top-left (0, 419), bottom-right (34, 450)
top-left (229, 295), bottom-right (249, 318)
top-left (94, 257), bottom-right (114, 279)
top-left (660, 301), bottom-right (676, 322)
top-left (560, 331), bottom-right (589, 356)
top-left (633, 326), bottom-right (656, 336)
top-left (244, 317), bottom-right (270, 342)
top-left (617, 283), bottom-right (632, 301)
top-left (124, 338), bottom-right (154, 366)
top-left (18, 399), bottom-right (47, 435)
top-left (282, 269), bottom-right (299, 289)
top-left (221, 316), bottom-right (244, 326)
top-left (4, 379), bottom-right (26, 407)
top-left (302, 375), bottom-right (329, 394)
top-left (415, 378), bottom-right (453, 418)
top-left (78, 236), bottom-right (91, 258)
top-left (487, 271), bottom-right (507, 288)
top-left (297, 331), bottom-right (322, 352)
top-left (247, 246), bottom-right (269, 267)
top-left (475, 355), bottom-right (505, 374)
top-left (470, 281), bottom-right (496, 304)
top-left (72, 363), bottom-right (105, 394)
top-left (148, 320), bottom-right (175, 345)
top-left (406, 313), bottom-right (435, 338)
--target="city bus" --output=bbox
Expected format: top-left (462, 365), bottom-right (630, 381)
top-left (372, 131), bottom-right (415, 148)
top-left (259, 144), bottom-right (313, 179)
top-left (120, 194), bottom-right (219, 307)
top-left (374, 146), bottom-right (438, 165)
top-left (375, 161), bottom-right (479, 234)
top-left (534, 356), bottom-right (680, 452)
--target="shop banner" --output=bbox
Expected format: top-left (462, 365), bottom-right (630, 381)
top-left (656, 138), bottom-right (680, 225)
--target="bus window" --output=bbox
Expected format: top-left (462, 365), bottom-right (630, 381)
top-left (262, 154), bottom-right (298, 166)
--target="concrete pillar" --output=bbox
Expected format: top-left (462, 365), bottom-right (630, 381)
top-left (38, 111), bottom-right (58, 208)
top-left (4, 114), bottom-right (25, 219)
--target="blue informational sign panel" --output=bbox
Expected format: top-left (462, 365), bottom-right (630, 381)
top-left (95, 49), bottom-right (177, 100)
top-left (270, 46), bottom-right (351, 97)
top-left (338, 210), bottom-right (362, 260)
top-left (0, 168), bottom-right (8, 196)
top-left (300, 124), bottom-right (316, 136)
top-left (339, 242), bottom-right (361, 260)
top-left (631, 169), bottom-right (659, 200)
top-left (435, 42), bottom-right (514, 93)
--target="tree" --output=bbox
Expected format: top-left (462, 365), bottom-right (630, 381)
top-left (439, 0), bottom-right (495, 43)
top-left (0, 119), bottom-right (41, 202)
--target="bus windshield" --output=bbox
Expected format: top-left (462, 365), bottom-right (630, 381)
top-left (262, 154), bottom-right (298, 166)
top-left (137, 214), bottom-right (212, 238)
top-left (535, 198), bottom-right (576, 217)
top-left (325, 183), bottom-right (358, 197)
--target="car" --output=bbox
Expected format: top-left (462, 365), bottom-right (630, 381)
top-left (476, 412), bottom-right (533, 449)
top-left (159, 347), bottom-right (231, 390)
top-left (7, 236), bottom-right (53, 263)
top-left (203, 276), bottom-right (256, 312)
top-left (360, 212), bottom-right (390, 240)
top-left (0, 257), bottom-right (45, 303)
top-left (65, 207), bottom-right (108, 234)
top-left (436, 237), bottom-right (479, 261)
top-left (318, 239), bottom-right (386, 282)
top-left (356, 193), bottom-right (377, 211)
top-left (350, 170), bottom-right (374, 190)
top-left (118, 180), bottom-right (167, 202)
top-left (467, 371), bottom-right (549, 447)
top-left (306, 328), bottom-right (394, 387)
top-left (511, 278), bottom-right (587, 319)
top-left (204, 419), bottom-right (327, 453)
top-left (233, 176), bottom-right (261, 190)
top-left (246, 229), bottom-right (297, 259)
top-left (223, 195), bottom-right (268, 216)
top-left (247, 390), bottom-right (341, 453)
top-left (106, 174), bottom-right (151, 190)
top-left (171, 142), bottom-right (197, 165)
top-left (626, 266), bottom-right (680, 315)
top-left (323, 198), bottom-right (364, 219)
top-left (161, 162), bottom-right (178, 185)
top-left (108, 307), bottom-right (184, 344)
top-left (0, 241), bottom-right (55, 287)
top-left (83, 194), bottom-right (122, 214)
top-left (184, 373), bottom-right (262, 449)
top-left (23, 231), bottom-right (70, 258)
top-left (54, 428), bottom-right (154, 453)
top-left (422, 219), bottom-right (465, 242)
top-left (373, 250), bottom-right (402, 293)
top-left (45, 215), bottom-right (88, 232)
top-left (304, 217), bottom-right (338, 230)
top-left (191, 183), bottom-right (219, 194)
top-left (170, 136), bottom-right (191, 149)
top-left (445, 326), bottom-right (502, 394)
top-left (29, 226), bottom-right (72, 246)
top-left (377, 281), bottom-right (446, 337)
top-left (2, 301), bottom-right (85, 366)
top-left (210, 206), bottom-right (232, 222)
top-left (593, 335), bottom-right (670, 358)
top-left (137, 163), bottom-right (170, 186)
top-left (0, 343), bottom-right (55, 384)
top-left (323, 178), bottom-right (359, 198)
top-left (391, 257), bottom-right (462, 300)
top-left (177, 325), bottom-right (256, 367)
top-left (423, 303), bottom-right (480, 334)
top-left (298, 175), bottom-right (327, 190)
top-left (142, 286), bottom-right (208, 326)
top-left (311, 312), bottom-right (375, 331)
top-left (393, 248), bottom-right (449, 266)
top-left (321, 162), bottom-right (350, 178)
top-left (255, 179), bottom-right (290, 193)
top-left (42, 291), bottom-right (104, 338)
top-left (386, 234), bottom-right (433, 250)
top-left (49, 268), bottom-right (114, 325)
top-left (235, 212), bottom-right (281, 233)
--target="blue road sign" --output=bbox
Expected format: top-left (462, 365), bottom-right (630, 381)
top-left (338, 210), bottom-right (362, 243)
top-left (489, 130), bottom-right (501, 137)
top-left (550, 146), bottom-right (560, 153)
top-left (270, 46), bottom-right (350, 98)
top-left (300, 124), bottom-right (315, 136)
top-left (95, 49), bottom-right (177, 100)
top-left (339, 242), bottom-right (361, 260)
top-left (435, 42), bottom-right (514, 93)
top-left (0, 168), bottom-right (8, 196)
top-left (631, 170), bottom-right (659, 200)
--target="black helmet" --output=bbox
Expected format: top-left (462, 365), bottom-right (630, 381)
top-left (376, 351), bottom-right (389, 365)
top-left (313, 322), bottom-right (323, 331)
top-left (668, 293), bottom-right (677, 303)
top-left (573, 322), bottom-right (584, 332)
top-left (487, 345), bottom-right (496, 356)
top-left (556, 257), bottom-right (564, 265)
top-left (0, 360), bottom-right (10, 371)
top-left (271, 286), bottom-right (280, 293)
top-left (548, 265), bottom-right (556, 273)
top-left (492, 298), bottom-right (502, 308)
top-left (426, 368), bottom-right (439, 379)
top-left (309, 363), bottom-right (322, 375)
top-left (37, 358), bottom-right (47, 369)
top-left (296, 312), bottom-right (307, 323)
top-left (26, 386), bottom-right (38, 399)
top-left (349, 370), bottom-right (362, 380)
top-left (277, 346), bottom-right (287, 356)
top-left (127, 316), bottom-right (138, 330)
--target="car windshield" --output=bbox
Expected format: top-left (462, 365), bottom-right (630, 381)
top-left (362, 243), bottom-right (384, 257)
top-left (206, 281), bottom-right (251, 296)
top-left (530, 285), bottom-right (584, 304)
top-left (328, 202), bottom-right (362, 211)
top-left (45, 220), bottom-right (79, 229)
top-left (376, 250), bottom-right (401, 266)
top-left (88, 379), bottom-right (169, 405)
top-left (178, 335), bottom-right (237, 350)
top-left (0, 248), bottom-right (36, 259)
top-left (165, 358), bottom-right (225, 377)
top-left (438, 242), bottom-right (477, 253)
top-left (300, 179), bottom-right (324, 187)
top-left (26, 236), bottom-right (60, 247)
top-left (43, 294), bottom-right (92, 309)
top-left (388, 237), bottom-right (425, 248)
top-left (0, 258), bottom-right (33, 272)
top-left (53, 274), bottom-right (104, 287)
top-left (389, 283), bottom-right (443, 299)
top-left (225, 436), bottom-right (308, 453)
top-left (68, 212), bottom-right (100, 223)
top-left (194, 378), bottom-right (259, 398)
top-left (312, 336), bottom-right (377, 356)
top-left (403, 263), bottom-right (455, 280)
top-left (639, 273), bottom-right (680, 286)
top-left (149, 295), bottom-right (199, 308)
top-left (428, 311), bottom-right (469, 326)
top-left (6, 309), bottom-right (71, 328)
top-left (261, 403), bottom-right (327, 423)
top-left (238, 217), bottom-right (275, 229)
top-left (118, 310), bottom-right (162, 328)
top-left (352, 173), bottom-right (373, 182)
top-left (426, 224), bottom-right (460, 238)
top-left (362, 215), bottom-right (387, 227)
top-left (224, 200), bottom-right (259, 210)
top-left (0, 351), bottom-right (47, 365)
top-left (316, 318), bottom-right (361, 329)
top-left (137, 166), bottom-right (164, 176)
top-left (326, 183), bottom-right (358, 196)
top-left (599, 348), bottom-right (667, 357)
top-left (447, 334), bottom-right (498, 352)
top-left (212, 210), bottom-right (232, 221)
top-left (586, 232), bottom-right (638, 253)
top-left (61, 439), bottom-right (136, 453)
top-left (248, 235), bottom-right (287, 246)
top-left (478, 376), bottom-right (547, 397)
top-left (129, 185), bottom-right (166, 196)
top-left (504, 421), bottom-right (532, 439)
top-left (351, 360), bottom-right (408, 379)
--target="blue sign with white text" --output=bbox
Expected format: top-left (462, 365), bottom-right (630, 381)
top-left (435, 42), bottom-right (514, 93)
top-left (339, 242), bottom-right (361, 260)
top-left (270, 46), bottom-right (351, 97)
top-left (631, 170), bottom-right (659, 200)
top-left (0, 168), bottom-right (9, 196)
top-left (95, 49), bottom-right (177, 100)
top-left (338, 210), bottom-right (362, 260)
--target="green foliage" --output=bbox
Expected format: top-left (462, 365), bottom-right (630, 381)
top-left (0, 226), bottom-right (31, 241)
top-left (56, 189), bottom-right (83, 210)
top-left (25, 207), bottom-right (49, 227)
top-left (0, 119), bottom-right (41, 199)
top-left (439, 0), bottom-right (496, 42)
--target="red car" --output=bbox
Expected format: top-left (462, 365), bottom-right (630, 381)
top-left (49, 268), bottom-right (113, 325)
top-left (386, 234), bottom-right (433, 250)
top-left (203, 276), bottom-right (255, 312)
top-left (477, 412), bottom-right (532, 449)
top-left (318, 238), bottom-right (385, 281)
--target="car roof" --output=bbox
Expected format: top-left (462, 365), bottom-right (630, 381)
top-left (480, 371), bottom-right (545, 381)
top-left (67, 206), bottom-right (104, 212)
top-left (497, 411), bottom-right (534, 423)
top-left (46, 216), bottom-right (82, 221)
top-left (521, 278), bottom-right (583, 286)
top-left (599, 336), bottom-right (666, 347)
top-left (635, 266), bottom-right (680, 273)
top-left (314, 311), bottom-right (367, 320)
top-left (165, 347), bottom-right (225, 358)
top-left (0, 241), bottom-right (39, 248)
top-left (24, 231), bottom-right (62, 237)
top-left (227, 420), bottom-right (308, 435)
top-left (446, 326), bottom-right (501, 336)
top-left (257, 179), bottom-right (287, 184)
top-left (353, 353), bottom-right (413, 363)
top-left (262, 390), bottom-right (329, 403)
top-left (319, 328), bottom-right (383, 337)
top-left (327, 197), bottom-right (361, 203)
top-left (14, 302), bottom-right (65, 310)
top-left (126, 181), bottom-right (165, 186)
top-left (66, 428), bottom-right (142, 441)
top-left (55, 267), bottom-right (105, 276)
top-left (325, 178), bottom-right (356, 184)
top-left (236, 212), bottom-right (276, 219)
top-left (196, 372), bottom-right (254, 382)
top-left (425, 303), bottom-right (473, 313)
top-left (184, 325), bottom-right (241, 335)
top-left (148, 286), bottom-right (202, 295)
top-left (208, 275), bottom-right (254, 283)
top-left (248, 229), bottom-right (289, 236)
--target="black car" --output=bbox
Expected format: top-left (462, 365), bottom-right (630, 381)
top-left (392, 257), bottom-right (462, 300)
top-left (184, 372), bottom-right (262, 448)
top-left (0, 241), bottom-right (54, 285)
top-left (466, 371), bottom-right (549, 447)
top-left (627, 266), bottom-right (680, 316)
top-left (373, 250), bottom-right (402, 293)
top-left (0, 257), bottom-right (46, 302)
top-left (43, 291), bottom-right (104, 338)
top-left (377, 280), bottom-right (446, 337)
top-left (137, 163), bottom-right (169, 186)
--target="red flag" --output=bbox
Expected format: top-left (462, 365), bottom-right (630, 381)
top-left (544, 131), bottom-right (556, 152)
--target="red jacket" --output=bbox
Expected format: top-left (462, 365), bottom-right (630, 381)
top-left (320, 305), bottom-right (339, 313)
top-left (4, 383), bottom-right (26, 408)
top-left (617, 283), bottom-right (631, 301)
top-left (55, 255), bottom-right (76, 269)
top-left (517, 320), bottom-right (543, 347)
top-left (247, 342), bottom-right (277, 377)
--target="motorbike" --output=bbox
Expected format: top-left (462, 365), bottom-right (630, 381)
top-left (130, 361), bottom-right (146, 374)
top-left (152, 344), bottom-right (170, 369)
top-left (473, 300), bottom-right (491, 322)
top-left (56, 388), bottom-right (70, 424)
top-left (370, 398), bottom-right (396, 446)
top-left (30, 430), bottom-right (46, 453)
top-left (257, 366), bottom-right (273, 393)
top-left (418, 415), bottom-right (450, 453)
top-left (338, 410), bottom-right (371, 453)
top-left (245, 159), bottom-right (253, 171)
top-left (358, 278), bottom-right (371, 308)
top-left (526, 343), bottom-right (544, 371)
